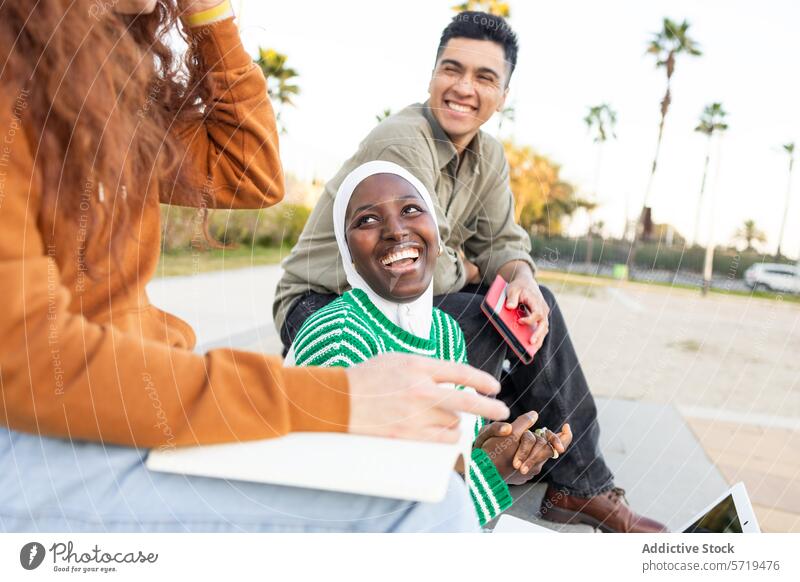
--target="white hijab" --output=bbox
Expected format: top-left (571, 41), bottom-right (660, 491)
top-left (333, 160), bottom-right (441, 339)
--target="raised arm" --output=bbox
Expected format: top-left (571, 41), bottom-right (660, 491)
top-left (0, 124), bottom-right (347, 448)
top-left (166, 14), bottom-right (284, 209)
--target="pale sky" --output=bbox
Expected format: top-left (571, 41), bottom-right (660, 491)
top-left (236, 0), bottom-right (800, 257)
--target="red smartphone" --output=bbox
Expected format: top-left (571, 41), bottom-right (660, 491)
top-left (480, 275), bottom-right (537, 364)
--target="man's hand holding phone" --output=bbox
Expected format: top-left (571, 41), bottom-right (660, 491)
top-left (501, 265), bottom-right (550, 354)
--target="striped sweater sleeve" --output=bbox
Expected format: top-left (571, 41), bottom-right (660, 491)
top-left (452, 325), bottom-right (513, 525)
top-left (292, 303), bottom-right (377, 367)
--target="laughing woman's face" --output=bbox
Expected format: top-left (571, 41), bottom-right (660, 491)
top-left (345, 174), bottom-right (439, 303)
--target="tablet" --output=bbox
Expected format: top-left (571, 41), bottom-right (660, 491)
top-left (678, 482), bottom-right (760, 533)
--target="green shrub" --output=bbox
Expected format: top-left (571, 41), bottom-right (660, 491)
top-left (255, 204), bottom-right (311, 247)
top-left (159, 203), bottom-right (312, 253)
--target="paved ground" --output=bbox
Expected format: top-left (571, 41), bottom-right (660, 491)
top-left (547, 272), bottom-right (800, 421)
top-left (536, 271), bottom-right (800, 532)
top-left (147, 265), bottom-right (800, 532)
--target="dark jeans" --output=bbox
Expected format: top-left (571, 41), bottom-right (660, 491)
top-left (280, 285), bottom-right (615, 497)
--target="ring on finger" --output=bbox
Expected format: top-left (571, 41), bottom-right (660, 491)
top-left (548, 444), bottom-right (559, 459)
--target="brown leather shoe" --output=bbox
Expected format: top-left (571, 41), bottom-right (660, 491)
top-left (539, 485), bottom-right (669, 533)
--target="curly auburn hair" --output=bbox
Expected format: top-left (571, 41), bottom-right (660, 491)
top-left (0, 0), bottom-right (213, 266)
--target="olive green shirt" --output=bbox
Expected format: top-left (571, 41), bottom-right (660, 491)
top-left (273, 102), bottom-right (536, 332)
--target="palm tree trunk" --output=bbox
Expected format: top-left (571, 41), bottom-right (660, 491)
top-left (626, 83), bottom-right (671, 273)
top-left (692, 138), bottom-right (712, 246)
top-left (586, 143), bottom-right (604, 266)
top-left (776, 156), bottom-right (794, 258)
top-left (701, 137), bottom-right (723, 296)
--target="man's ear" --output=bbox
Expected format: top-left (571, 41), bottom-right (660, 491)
top-left (495, 85), bottom-right (509, 113)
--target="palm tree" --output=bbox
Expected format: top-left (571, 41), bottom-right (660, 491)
top-left (583, 103), bottom-right (617, 264)
top-left (584, 104), bottom-right (617, 144)
top-left (452, 0), bottom-right (511, 17)
top-left (692, 102), bottom-right (728, 246)
top-left (735, 219), bottom-right (767, 252)
top-left (776, 142), bottom-right (795, 258)
top-left (255, 47), bottom-right (300, 134)
top-left (627, 18), bottom-right (701, 271)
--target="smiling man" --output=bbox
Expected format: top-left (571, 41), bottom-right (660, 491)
top-left (274, 11), bottom-right (667, 533)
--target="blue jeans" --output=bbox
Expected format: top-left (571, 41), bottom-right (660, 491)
top-left (0, 429), bottom-right (479, 532)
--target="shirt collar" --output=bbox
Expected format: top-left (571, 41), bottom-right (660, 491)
top-left (422, 102), bottom-right (483, 173)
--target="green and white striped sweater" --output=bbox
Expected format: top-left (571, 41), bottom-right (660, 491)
top-left (292, 288), bottom-right (513, 526)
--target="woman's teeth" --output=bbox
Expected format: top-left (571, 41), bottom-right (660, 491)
top-left (380, 248), bottom-right (420, 266)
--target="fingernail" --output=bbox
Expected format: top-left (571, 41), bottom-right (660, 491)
top-left (521, 465), bottom-right (529, 474)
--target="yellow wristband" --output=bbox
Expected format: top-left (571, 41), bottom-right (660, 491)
top-left (183, 0), bottom-right (234, 27)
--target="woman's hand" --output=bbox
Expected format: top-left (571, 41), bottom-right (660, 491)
top-left (474, 411), bottom-right (538, 483)
top-left (345, 353), bottom-right (509, 444)
top-left (507, 424), bottom-right (572, 485)
top-left (475, 412), bottom-right (573, 485)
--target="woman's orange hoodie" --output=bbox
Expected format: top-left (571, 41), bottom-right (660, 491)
top-left (0, 18), bottom-right (349, 448)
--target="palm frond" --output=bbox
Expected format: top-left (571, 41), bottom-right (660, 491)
top-left (584, 103), bottom-right (618, 143)
top-left (647, 17), bottom-right (702, 65)
top-left (695, 102), bottom-right (728, 135)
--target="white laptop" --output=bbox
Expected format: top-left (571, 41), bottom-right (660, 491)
top-left (147, 411), bottom-right (477, 504)
top-left (677, 481), bottom-right (760, 533)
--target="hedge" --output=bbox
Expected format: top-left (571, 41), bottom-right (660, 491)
top-left (531, 236), bottom-right (794, 279)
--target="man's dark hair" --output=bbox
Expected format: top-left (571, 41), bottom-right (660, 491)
top-left (437, 11), bottom-right (519, 82)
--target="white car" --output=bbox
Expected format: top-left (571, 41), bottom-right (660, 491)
top-left (744, 263), bottom-right (800, 293)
